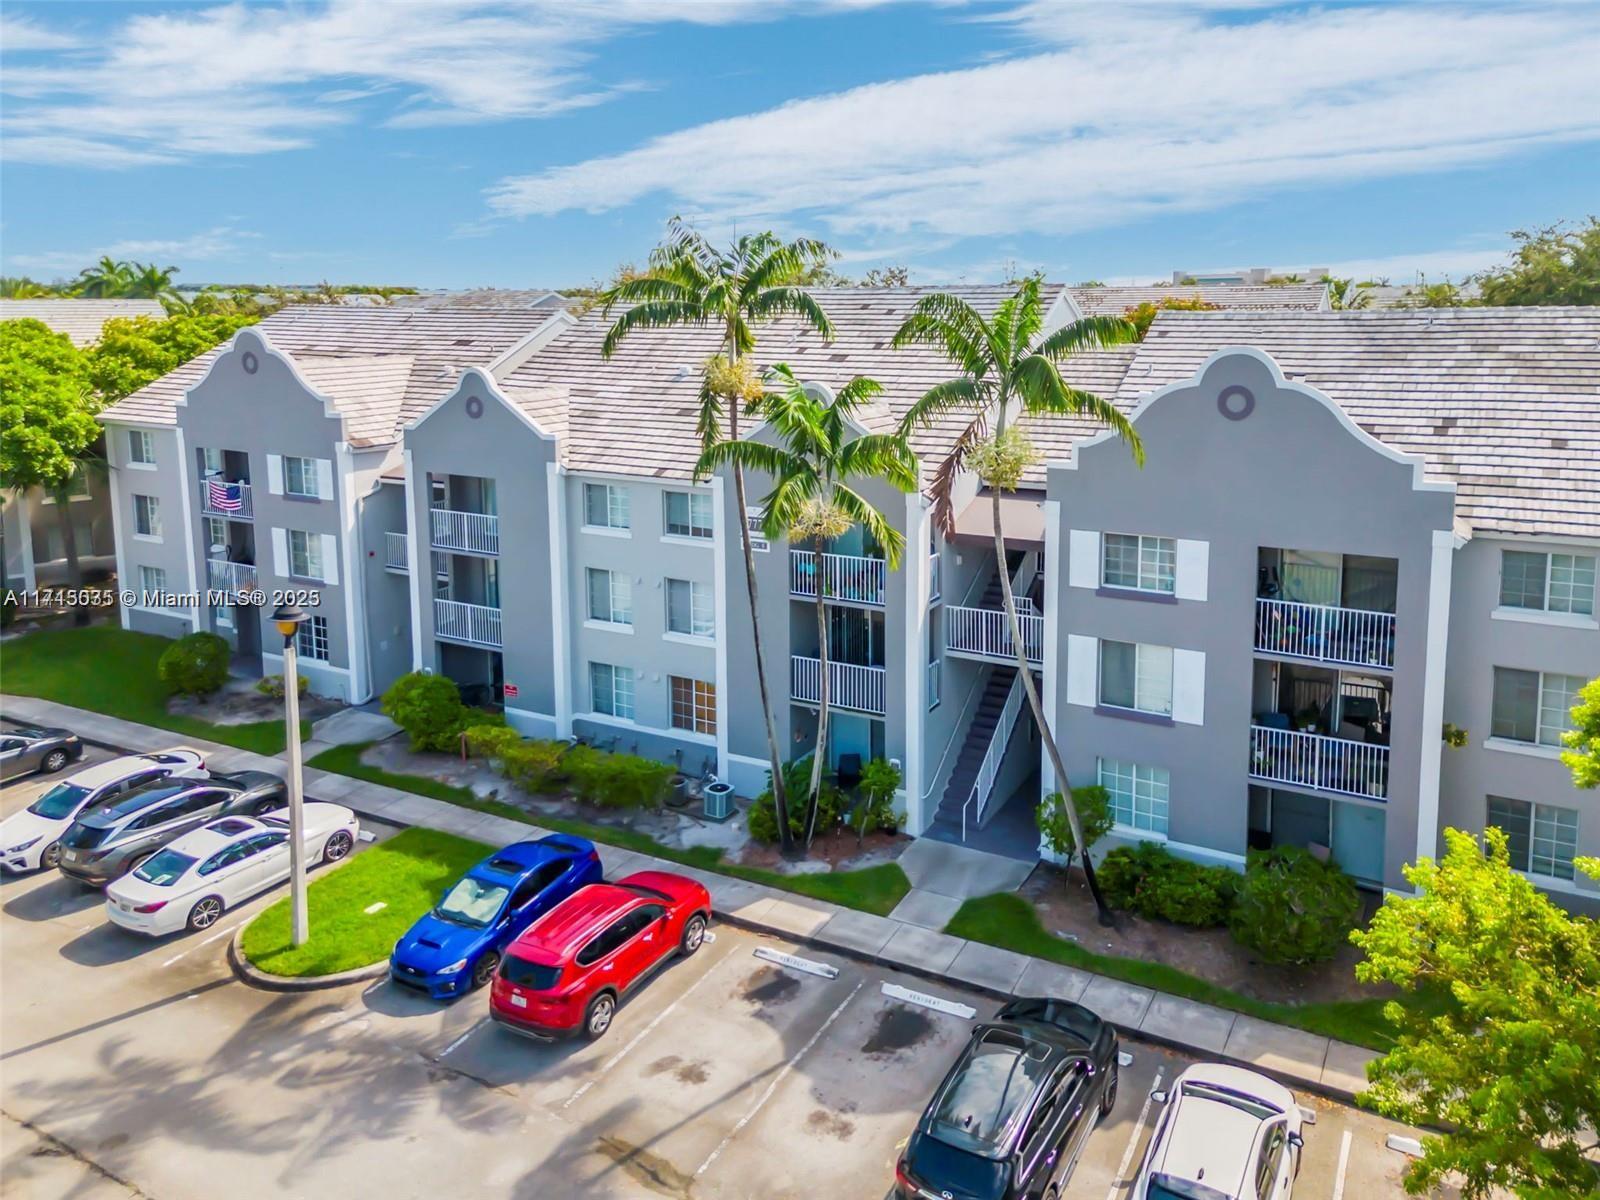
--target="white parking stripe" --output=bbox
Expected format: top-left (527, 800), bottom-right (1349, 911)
top-left (562, 949), bottom-right (736, 1111)
top-left (1106, 1067), bottom-right (1163, 1200)
top-left (159, 915), bottom-right (248, 968)
top-left (439, 1020), bottom-right (486, 1057)
top-left (694, 978), bottom-right (865, 1178)
top-left (1331, 1129), bottom-right (1352, 1200)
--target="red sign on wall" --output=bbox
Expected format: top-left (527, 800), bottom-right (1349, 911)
top-left (503, 683), bottom-right (520, 699)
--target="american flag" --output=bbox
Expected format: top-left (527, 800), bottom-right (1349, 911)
top-left (206, 479), bottom-right (243, 513)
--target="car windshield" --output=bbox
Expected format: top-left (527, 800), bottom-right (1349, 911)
top-left (501, 955), bottom-right (563, 990)
top-left (1179, 1081), bottom-right (1282, 1122)
top-left (1147, 1176), bottom-right (1235, 1200)
top-left (28, 783), bottom-right (90, 820)
top-left (928, 1032), bottom-right (1051, 1158)
top-left (61, 823), bottom-right (112, 849)
top-left (134, 849), bottom-right (197, 886)
top-left (435, 878), bottom-right (509, 928)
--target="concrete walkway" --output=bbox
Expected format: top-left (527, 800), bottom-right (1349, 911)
top-left (0, 692), bottom-right (1381, 1102)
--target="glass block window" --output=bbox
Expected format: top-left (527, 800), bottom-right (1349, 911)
top-left (1098, 758), bottom-right (1170, 835)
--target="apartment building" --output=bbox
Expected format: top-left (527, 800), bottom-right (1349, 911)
top-left (98, 297), bottom-right (1598, 911)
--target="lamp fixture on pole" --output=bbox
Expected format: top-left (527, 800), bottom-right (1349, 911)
top-left (272, 601), bottom-right (311, 947)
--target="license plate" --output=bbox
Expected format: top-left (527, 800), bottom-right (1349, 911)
top-left (510, 994), bottom-right (527, 1008)
top-left (61, 850), bottom-right (77, 862)
top-left (118, 902), bottom-right (133, 912)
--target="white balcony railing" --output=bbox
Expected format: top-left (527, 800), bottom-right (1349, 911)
top-left (929, 552), bottom-right (942, 603)
top-left (790, 655), bottom-right (887, 716)
top-left (964, 670), bottom-right (1027, 840)
top-left (199, 478), bottom-right (253, 520)
top-left (430, 508), bottom-right (499, 556)
top-left (945, 605), bottom-right (1044, 665)
top-left (1255, 598), bottom-right (1395, 670)
top-left (927, 659), bottom-right (942, 709)
top-left (434, 598), bottom-right (502, 648)
top-left (789, 550), bottom-right (886, 607)
top-left (1249, 725), bottom-right (1389, 801)
top-left (205, 558), bottom-right (259, 595)
top-left (384, 531), bottom-right (408, 572)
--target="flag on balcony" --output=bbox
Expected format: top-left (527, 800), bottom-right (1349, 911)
top-left (206, 480), bottom-right (243, 512)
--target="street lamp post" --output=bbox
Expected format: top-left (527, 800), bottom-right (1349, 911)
top-left (272, 602), bottom-right (310, 947)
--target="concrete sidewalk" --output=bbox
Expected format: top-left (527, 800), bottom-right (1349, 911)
top-left (1, 691), bottom-right (1381, 1102)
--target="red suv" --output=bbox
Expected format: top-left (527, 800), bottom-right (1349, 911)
top-left (490, 870), bottom-right (712, 1041)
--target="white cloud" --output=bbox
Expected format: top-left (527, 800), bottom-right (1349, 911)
top-left (0, 14), bottom-right (83, 51)
top-left (486, 4), bottom-right (1600, 255)
top-left (1, 0), bottom-right (922, 167)
top-left (10, 226), bottom-right (259, 275)
top-left (1319, 247), bottom-right (1514, 285)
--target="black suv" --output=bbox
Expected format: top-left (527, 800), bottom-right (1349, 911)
top-left (57, 770), bottom-right (286, 887)
top-left (894, 998), bottom-right (1120, 1200)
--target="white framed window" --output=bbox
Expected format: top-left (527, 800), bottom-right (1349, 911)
top-left (586, 567), bottom-right (632, 625)
top-left (1102, 533), bottom-right (1176, 594)
top-left (284, 456), bottom-right (320, 499)
top-left (666, 578), bottom-right (714, 637)
top-left (1099, 640), bottom-right (1174, 716)
top-left (297, 615), bottom-right (330, 662)
top-left (133, 494), bottom-right (162, 538)
top-left (288, 529), bottom-right (324, 581)
top-left (1500, 550), bottom-right (1596, 617)
top-left (670, 675), bottom-right (717, 734)
top-left (201, 446), bottom-right (224, 476)
top-left (128, 430), bottom-right (155, 466)
top-left (589, 662), bottom-right (635, 719)
top-left (664, 490), bottom-right (713, 539)
top-left (137, 565), bottom-right (167, 606)
top-left (1487, 795), bottom-right (1579, 881)
top-left (583, 483), bottom-right (630, 531)
top-left (1492, 667), bottom-right (1584, 747)
top-left (1098, 758), bottom-right (1170, 835)
top-left (204, 516), bottom-right (228, 555)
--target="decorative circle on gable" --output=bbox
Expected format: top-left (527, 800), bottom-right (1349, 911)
top-left (241, 351), bottom-right (260, 376)
top-left (464, 395), bottom-right (484, 419)
top-left (1217, 384), bottom-right (1255, 421)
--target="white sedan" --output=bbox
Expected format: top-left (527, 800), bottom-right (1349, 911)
top-left (1134, 1063), bottom-right (1307, 1200)
top-left (105, 804), bottom-right (359, 937)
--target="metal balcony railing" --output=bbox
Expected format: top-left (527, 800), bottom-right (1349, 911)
top-left (929, 552), bottom-right (942, 603)
top-left (430, 508), bottom-right (499, 556)
top-left (384, 531), bottom-right (408, 572)
top-left (789, 550), bottom-right (886, 606)
top-left (434, 598), bottom-right (502, 648)
top-left (1249, 725), bottom-right (1389, 801)
top-left (945, 605), bottom-right (1044, 665)
top-left (205, 558), bottom-right (259, 595)
top-left (790, 655), bottom-right (887, 716)
top-left (1254, 598), bottom-right (1395, 670)
top-left (199, 478), bottom-right (253, 520)
top-left (964, 670), bottom-right (1027, 840)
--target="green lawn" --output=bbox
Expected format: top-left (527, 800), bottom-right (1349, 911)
top-left (2, 626), bottom-right (303, 754)
top-left (240, 828), bottom-right (487, 976)
top-left (312, 742), bottom-right (913, 917)
top-left (946, 892), bottom-right (1438, 1052)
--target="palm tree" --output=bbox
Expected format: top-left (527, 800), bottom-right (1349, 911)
top-left (72, 257), bottom-right (135, 298)
top-left (126, 262), bottom-right (182, 306)
top-left (699, 365), bottom-right (917, 846)
top-left (894, 277), bottom-right (1141, 920)
top-left (601, 219), bottom-right (835, 858)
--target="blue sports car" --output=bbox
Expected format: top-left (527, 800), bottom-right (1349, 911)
top-left (389, 834), bottom-right (602, 999)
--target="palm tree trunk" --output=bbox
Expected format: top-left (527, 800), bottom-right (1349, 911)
top-left (805, 532), bottom-right (830, 848)
top-left (989, 417), bottom-right (1110, 922)
top-left (53, 481), bottom-right (88, 628)
top-left (727, 336), bottom-right (796, 858)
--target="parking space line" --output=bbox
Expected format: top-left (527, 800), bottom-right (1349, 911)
top-left (159, 915), bottom-right (249, 968)
top-left (562, 948), bottom-right (737, 1111)
top-left (694, 978), bottom-right (865, 1179)
top-left (1331, 1129), bottom-right (1352, 1200)
top-left (1105, 1067), bottom-right (1163, 1200)
top-left (439, 1019), bottom-right (487, 1057)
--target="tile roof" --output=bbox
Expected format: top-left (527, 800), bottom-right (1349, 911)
top-left (1066, 284), bottom-right (1329, 316)
top-left (1, 299), bottom-right (167, 346)
top-left (1030, 307), bottom-right (1600, 540)
top-left (97, 304), bottom-right (556, 446)
top-left (391, 289), bottom-right (571, 311)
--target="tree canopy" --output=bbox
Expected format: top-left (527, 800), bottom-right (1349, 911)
top-left (0, 319), bottom-right (98, 493)
top-left (85, 311), bottom-right (259, 405)
top-left (1351, 827), bottom-right (1600, 1199)
top-left (1475, 218), bottom-right (1600, 307)
top-left (1562, 675), bottom-right (1600, 790)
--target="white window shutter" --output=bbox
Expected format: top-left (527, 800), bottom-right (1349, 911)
top-left (271, 527), bottom-right (287, 576)
top-left (320, 534), bottom-right (339, 585)
top-left (1066, 634), bottom-right (1097, 707)
top-left (316, 458), bottom-right (334, 501)
top-left (1172, 648), bottom-right (1206, 725)
top-left (266, 454), bottom-right (284, 496)
top-left (1175, 539), bottom-right (1209, 602)
top-left (1068, 529), bottom-right (1099, 589)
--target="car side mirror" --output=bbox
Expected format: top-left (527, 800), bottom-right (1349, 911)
top-left (1150, 1090), bottom-right (1167, 1104)
top-left (1287, 1132), bottom-right (1304, 1149)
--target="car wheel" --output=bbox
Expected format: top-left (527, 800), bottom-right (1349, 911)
top-left (40, 841), bottom-right (62, 870)
top-left (583, 992), bottom-right (616, 1040)
top-left (42, 749), bottom-right (69, 773)
top-left (187, 895), bottom-right (224, 931)
top-left (471, 951), bottom-right (500, 991)
top-left (679, 913), bottom-right (707, 956)
top-left (1100, 1062), bottom-right (1119, 1116)
top-left (322, 831), bottom-right (354, 863)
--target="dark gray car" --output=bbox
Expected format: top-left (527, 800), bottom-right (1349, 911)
top-left (57, 770), bottom-right (286, 887)
top-left (0, 725), bottom-right (83, 781)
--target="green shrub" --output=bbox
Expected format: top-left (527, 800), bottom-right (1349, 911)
top-left (464, 725), bottom-right (567, 793)
top-left (381, 671), bottom-right (466, 752)
top-left (747, 756), bottom-right (846, 844)
top-left (1230, 846), bottom-right (1362, 965)
top-left (1036, 785), bottom-right (1113, 864)
top-left (851, 757), bottom-right (903, 842)
top-left (564, 744), bottom-right (674, 809)
top-left (157, 632), bottom-right (231, 697)
top-left (255, 673), bottom-right (308, 699)
top-left (1099, 841), bottom-right (1238, 927)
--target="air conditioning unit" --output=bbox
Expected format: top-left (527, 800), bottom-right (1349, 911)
top-left (702, 781), bottom-right (735, 822)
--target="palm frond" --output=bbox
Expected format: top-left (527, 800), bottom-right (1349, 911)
top-left (831, 485), bottom-right (907, 568)
top-left (1008, 276), bottom-right (1046, 355)
top-left (694, 375), bottom-right (726, 466)
top-left (694, 437), bottom-right (796, 482)
top-left (1037, 314), bottom-right (1139, 361)
top-left (925, 411), bottom-right (988, 537)
top-left (897, 376), bottom-right (985, 435)
top-left (829, 374), bottom-right (885, 415)
top-left (837, 434), bottom-right (918, 494)
top-left (600, 300), bottom-right (709, 358)
top-left (746, 287), bottom-right (835, 342)
top-left (1014, 356), bottom-right (1145, 467)
top-left (891, 292), bottom-right (993, 374)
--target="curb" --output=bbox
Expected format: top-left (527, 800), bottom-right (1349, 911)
top-left (227, 923), bottom-right (390, 992)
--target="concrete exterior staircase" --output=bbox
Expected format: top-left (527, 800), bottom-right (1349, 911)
top-left (931, 663), bottom-right (1018, 836)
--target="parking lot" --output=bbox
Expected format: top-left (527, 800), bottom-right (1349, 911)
top-left (2, 738), bottom-right (1455, 1199)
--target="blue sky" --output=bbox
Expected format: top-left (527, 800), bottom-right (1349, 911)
top-left (3, 1), bottom-right (1597, 290)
